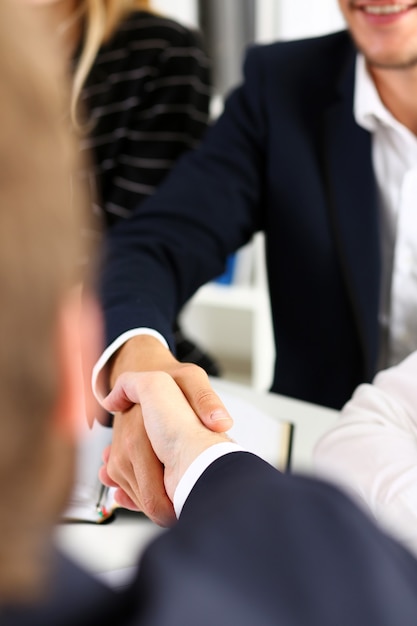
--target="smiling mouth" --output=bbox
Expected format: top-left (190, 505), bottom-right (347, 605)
top-left (357, 3), bottom-right (414, 14)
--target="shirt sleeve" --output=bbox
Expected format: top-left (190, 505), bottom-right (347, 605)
top-left (92, 328), bottom-right (169, 403)
top-left (173, 442), bottom-right (247, 518)
top-left (313, 350), bottom-right (417, 555)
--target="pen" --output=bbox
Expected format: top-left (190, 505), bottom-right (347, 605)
top-left (95, 483), bottom-right (108, 515)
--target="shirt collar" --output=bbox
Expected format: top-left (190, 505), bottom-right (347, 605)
top-left (354, 52), bottom-right (417, 141)
top-left (354, 53), bottom-right (417, 159)
top-left (354, 53), bottom-right (395, 132)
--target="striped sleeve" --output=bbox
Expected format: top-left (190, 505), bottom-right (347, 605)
top-left (81, 12), bottom-right (211, 227)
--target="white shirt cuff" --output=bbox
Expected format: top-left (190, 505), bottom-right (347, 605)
top-left (173, 442), bottom-right (246, 518)
top-left (91, 328), bottom-right (169, 404)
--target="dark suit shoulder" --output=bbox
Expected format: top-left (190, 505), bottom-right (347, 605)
top-left (247, 29), bottom-right (353, 66)
top-left (244, 30), bottom-right (355, 95)
top-left (0, 551), bottom-right (137, 626)
top-left (137, 453), bottom-right (417, 626)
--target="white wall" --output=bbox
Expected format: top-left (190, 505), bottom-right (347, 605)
top-left (152, 0), bottom-right (198, 27)
top-left (152, 1), bottom-right (346, 41)
top-left (275, 0), bottom-right (346, 40)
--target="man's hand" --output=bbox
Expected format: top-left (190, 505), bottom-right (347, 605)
top-left (100, 370), bottom-right (232, 521)
top-left (99, 335), bottom-right (233, 526)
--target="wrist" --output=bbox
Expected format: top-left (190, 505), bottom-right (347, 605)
top-left (164, 431), bottom-right (232, 500)
top-left (109, 335), bottom-right (176, 387)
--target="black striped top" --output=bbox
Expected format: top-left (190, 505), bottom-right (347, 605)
top-left (80, 10), bottom-right (211, 228)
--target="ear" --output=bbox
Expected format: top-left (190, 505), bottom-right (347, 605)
top-left (79, 291), bottom-right (105, 426)
top-left (51, 288), bottom-right (104, 438)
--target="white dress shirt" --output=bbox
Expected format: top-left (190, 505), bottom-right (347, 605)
top-left (92, 328), bottom-right (168, 403)
top-left (314, 350), bottom-right (417, 556)
top-left (354, 54), bottom-right (417, 368)
top-left (313, 58), bottom-right (417, 557)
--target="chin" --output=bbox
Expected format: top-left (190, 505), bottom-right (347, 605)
top-left (363, 49), bottom-right (417, 69)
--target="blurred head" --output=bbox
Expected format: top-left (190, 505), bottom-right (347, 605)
top-left (0, 0), bottom-right (100, 602)
top-left (338, 0), bottom-right (417, 69)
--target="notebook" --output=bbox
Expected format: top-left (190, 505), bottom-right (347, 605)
top-left (219, 389), bottom-right (294, 471)
top-left (62, 421), bottom-right (117, 524)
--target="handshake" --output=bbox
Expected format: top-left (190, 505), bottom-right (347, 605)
top-left (98, 366), bottom-right (234, 526)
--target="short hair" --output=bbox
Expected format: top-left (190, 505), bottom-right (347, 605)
top-left (0, 1), bottom-right (91, 596)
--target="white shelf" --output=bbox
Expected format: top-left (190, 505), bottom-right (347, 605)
top-left (191, 283), bottom-right (263, 311)
top-left (180, 233), bottom-right (275, 391)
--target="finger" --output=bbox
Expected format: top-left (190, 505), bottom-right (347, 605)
top-left (98, 463), bottom-right (143, 512)
top-left (98, 463), bottom-right (121, 489)
top-left (102, 373), bottom-right (137, 413)
top-left (101, 444), bottom-right (111, 464)
top-left (109, 447), bottom-right (175, 526)
top-left (104, 369), bottom-right (233, 432)
top-left (104, 412), bottom-right (144, 506)
top-left (108, 459), bottom-right (175, 527)
top-left (173, 364), bottom-right (233, 432)
top-left (108, 407), bottom-right (176, 527)
top-left (113, 488), bottom-right (141, 511)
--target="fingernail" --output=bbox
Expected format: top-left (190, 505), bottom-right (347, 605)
top-left (210, 410), bottom-right (231, 422)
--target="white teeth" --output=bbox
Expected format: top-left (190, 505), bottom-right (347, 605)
top-left (363, 4), bottom-right (408, 14)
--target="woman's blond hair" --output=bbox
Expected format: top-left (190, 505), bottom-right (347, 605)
top-left (72, 0), bottom-right (153, 131)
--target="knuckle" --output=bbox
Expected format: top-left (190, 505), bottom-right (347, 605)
top-left (179, 361), bottom-right (206, 377)
top-left (107, 452), bottom-right (119, 473)
top-left (123, 431), bottom-right (138, 455)
top-left (141, 493), bottom-right (159, 520)
top-left (194, 387), bottom-right (217, 407)
top-left (142, 370), bottom-right (172, 390)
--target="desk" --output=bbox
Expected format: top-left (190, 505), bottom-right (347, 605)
top-left (55, 378), bottom-right (339, 586)
top-left (211, 378), bottom-right (339, 473)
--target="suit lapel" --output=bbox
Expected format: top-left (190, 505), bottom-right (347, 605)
top-left (321, 51), bottom-right (380, 379)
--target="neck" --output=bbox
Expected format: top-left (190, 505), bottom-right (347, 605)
top-left (369, 63), bottom-right (417, 136)
top-left (28, 1), bottom-right (82, 63)
top-left (0, 518), bottom-right (51, 604)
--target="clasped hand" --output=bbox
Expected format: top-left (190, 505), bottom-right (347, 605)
top-left (99, 348), bottom-right (233, 526)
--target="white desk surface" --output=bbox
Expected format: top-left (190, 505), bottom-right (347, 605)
top-left (55, 378), bottom-right (339, 586)
top-left (211, 378), bottom-right (339, 474)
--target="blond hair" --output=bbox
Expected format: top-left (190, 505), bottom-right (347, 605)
top-left (0, 1), bottom-right (90, 600)
top-left (72, 0), bottom-right (153, 131)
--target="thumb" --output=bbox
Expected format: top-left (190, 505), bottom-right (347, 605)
top-left (195, 392), bottom-right (234, 432)
top-left (102, 372), bottom-right (139, 413)
top-left (173, 368), bottom-right (233, 432)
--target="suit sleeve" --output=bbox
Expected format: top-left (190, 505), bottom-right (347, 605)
top-left (314, 350), bottom-right (417, 556)
top-left (133, 452), bottom-right (417, 626)
top-left (99, 45), bottom-right (267, 350)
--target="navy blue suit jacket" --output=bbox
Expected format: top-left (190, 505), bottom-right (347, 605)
top-left (4, 453), bottom-right (417, 625)
top-left (101, 30), bottom-right (380, 409)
